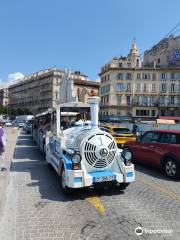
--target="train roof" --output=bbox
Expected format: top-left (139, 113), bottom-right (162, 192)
top-left (35, 102), bottom-right (90, 118)
top-left (55, 101), bottom-right (90, 109)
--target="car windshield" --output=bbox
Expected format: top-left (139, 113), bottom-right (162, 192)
top-left (112, 128), bottom-right (131, 134)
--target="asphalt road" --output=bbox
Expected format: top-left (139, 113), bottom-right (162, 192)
top-left (0, 131), bottom-right (180, 240)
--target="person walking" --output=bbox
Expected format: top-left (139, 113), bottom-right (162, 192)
top-left (0, 119), bottom-right (6, 171)
top-left (132, 121), bottom-right (140, 139)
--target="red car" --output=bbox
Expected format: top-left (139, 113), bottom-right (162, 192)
top-left (124, 129), bottom-right (180, 178)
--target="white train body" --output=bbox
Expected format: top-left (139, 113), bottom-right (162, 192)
top-left (45, 97), bottom-right (135, 192)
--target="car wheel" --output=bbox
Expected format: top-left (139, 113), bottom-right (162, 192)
top-left (60, 167), bottom-right (71, 194)
top-left (163, 158), bottom-right (179, 179)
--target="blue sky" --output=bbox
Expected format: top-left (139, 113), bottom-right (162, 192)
top-left (0, 0), bottom-right (180, 82)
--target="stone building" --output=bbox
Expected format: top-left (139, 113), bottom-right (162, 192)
top-left (0, 88), bottom-right (9, 107)
top-left (8, 68), bottom-right (99, 114)
top-left (99, 40), bottom-right (180, 120)
top-left (144, 35), bottom-right (180, 67)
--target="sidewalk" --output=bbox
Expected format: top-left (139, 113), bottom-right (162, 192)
top-left (0, 127), bottom-right (18, 219)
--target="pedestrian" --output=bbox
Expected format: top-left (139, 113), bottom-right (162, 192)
top-left (132, 122), bottom-right (138, 135)
top-left (0, 119), bottom-right (6, 171)
top-left (132, 121), bottom-right (140, 139)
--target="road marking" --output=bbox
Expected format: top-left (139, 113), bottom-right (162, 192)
top-left (86, 197), bottom-right (105, 215)
top-left (139, 175), bottom-right (180, 202)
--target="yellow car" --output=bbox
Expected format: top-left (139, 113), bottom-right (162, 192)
top-left (100, 125), bottom-right (136, 148)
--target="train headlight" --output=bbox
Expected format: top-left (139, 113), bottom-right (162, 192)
top-left (72, 153), bottom-right (82, 164)
top-left (121, 149), bottom-right (132, 165)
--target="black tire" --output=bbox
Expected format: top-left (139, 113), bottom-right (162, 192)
top-left (60, 167), bottom-right (71, 194)
top-left (47, 161), bottom-right (53, 170)
top-left (163, 158), bottom-right (179, 179)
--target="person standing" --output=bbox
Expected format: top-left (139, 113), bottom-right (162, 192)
top-left (0, 120), bottom-right (6, 171)
top-left (132, 121), bottom-right (140, 139)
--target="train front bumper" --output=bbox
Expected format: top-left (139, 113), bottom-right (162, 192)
top-left (65, 167), bottom-right (135, 188)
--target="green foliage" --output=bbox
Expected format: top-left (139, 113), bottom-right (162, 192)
top-left (0, 106), bottom-right (33, 118)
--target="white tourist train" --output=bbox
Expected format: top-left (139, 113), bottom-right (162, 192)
top-left (32, 70), bottom-right (135, 193)
top-left (32, 96), bottom-right (135, 194)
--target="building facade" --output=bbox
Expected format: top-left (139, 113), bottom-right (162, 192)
top-left (0, 88), bottom-right (9, 107)
top-left (8, 68), bottom-right (99, 114)
top-left (99, 40), bottom-right (180, 120)
top-left (144, 35), bottom-right (180, 67)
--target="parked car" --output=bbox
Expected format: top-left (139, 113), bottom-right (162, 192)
top-left (16, 121), bottom-right (25, 128)
top-left (124, 130), bottom-right (180, 178)
top-left (5, 121), bottom-right (12, 127)
top-left (100, 125), bottom-right (136, 148)
top-left (23, 120), bottom-right (32, 134)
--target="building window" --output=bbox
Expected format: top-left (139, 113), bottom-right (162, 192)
top-left (151, 110), bottom-right (156, 116)
top-left (127, 63), bottom-right (131, 68)
top-left (126, 83), bottom-right (131, 92)
top-left (117, 73), bottom-right (123, 80)
top-left (144, 83), bottom-right (148, 92)
top-left (158, 58), bottom-right (160, 64)
top-left (152, 73), bottom-right (156, 80)
top-left (101, 76), bottom-right (104, 83)
top-left (136, 109), bottom-right (150, 116)
top-left (106, 95), bottom-right (109, 104)
top-left (119, 62), bottom-right (123, 68)
top-left (170, 96), bottom-right (175, 104)
top-left (135, 96), bottom-right (140, 105)
top-left (136, 83), bottom-right (141, 92)
top-left (126, 96), bottom-right (131, 105)
top-left (161, 83), bottom-right (167, 92)
top-left (161, 73), bottom-right (166, 80)
top-left (137, 73), bottom-right (141, 80)
top-left (101, 97), bottom-right (104, 105)
top-left (143, 73), bottom-right (150, 80)
top-left (170, 73), bottom-right (175, 80)
top-left (102, 95), bottom-right (109, 105)
top-left (152, 83), bottom-right (156, 92)
top-left (136, 59), bottom-right (139, 67)
top-left (126, 73), bottom-right (132, 80)
top-left (101, 84), bottom-right (110, 94)
top-left (136, 109), bottom-right (139, 116)
top-left (117, 95), bottom-right (121, 105)
top-left (116, 83), bottom-right (125, 92)
top-left (176, 72), bottom-right (180, 79)
top-left (152, 96), bottom-right (157, 105)
top-left (143, 96), bottom-right (148, 105)
top-left (161, 109), bottom-right (165, 116)
top-left (159, 96), bottom-right (165, 105)
top-left (170, 83), bottom-right (175, 92)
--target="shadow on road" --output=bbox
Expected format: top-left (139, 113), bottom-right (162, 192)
top-left (17, 135), bottom-right (32, 140)
top-left (134, 162), bottom-right (180, 182)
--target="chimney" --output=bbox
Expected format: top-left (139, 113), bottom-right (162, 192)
top-left (87, 96), bottom-right (100, 127)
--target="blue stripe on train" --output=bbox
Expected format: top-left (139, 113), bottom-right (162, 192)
top-left (62, 155), bottom-right (72, 170)
top-left (74, 177), bottom-right (82, 183)
top-left (126, 172), bottom-right (133, 177)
